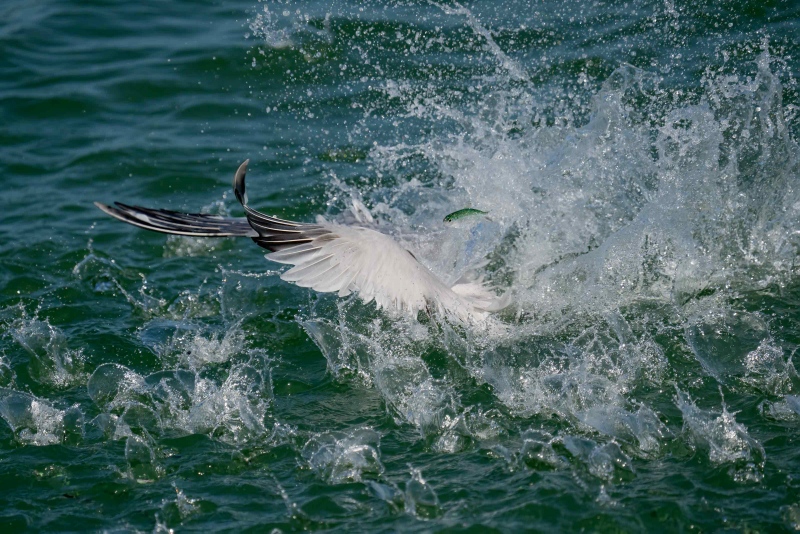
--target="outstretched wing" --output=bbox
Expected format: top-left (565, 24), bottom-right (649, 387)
top-left (233, 161), bottom-right (508, 320)
top-left (271, 224), bottom-right (457, 313)
top-left (94, 202), bottom-right (257, 237)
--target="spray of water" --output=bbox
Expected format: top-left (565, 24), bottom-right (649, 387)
top-left (0, 3), bottom-right (796, 508)
top-left (286, 6), bottom-right (800, 486)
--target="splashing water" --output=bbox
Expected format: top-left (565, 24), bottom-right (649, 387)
top-left (309, 36), bottom-right (796, 460)
top-left (1, 0), bottom-right (799, 530)
top-left (241, 7), bottom-right (800, 529)
top-left (293, 7), bottom-right (800, 504)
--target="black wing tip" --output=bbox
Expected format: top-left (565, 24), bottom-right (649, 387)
top-left (96, 201), bottom-right (138, 212)
top-left (95, 201), bottom-right (125, 218)
top-left (95, 201), bottom-right (149, 219)
top-left (233, 159), bottom-right (249, 206)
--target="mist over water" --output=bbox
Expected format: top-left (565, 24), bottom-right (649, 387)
top-left (0, 0), bottom-right (798, 530)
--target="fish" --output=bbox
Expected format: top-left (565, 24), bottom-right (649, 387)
top-left (443, 208), bottom-right (489, 223)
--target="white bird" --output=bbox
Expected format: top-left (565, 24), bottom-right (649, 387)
top-left (95, 161), bottom-right (510, 322)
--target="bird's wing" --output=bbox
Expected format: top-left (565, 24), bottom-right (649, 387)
top-left (232, 161), bottom-right (508, 321)
top-left (270, 224), bottom-right (472, 316)
top-left (94, 202), bottom-right (257, 237)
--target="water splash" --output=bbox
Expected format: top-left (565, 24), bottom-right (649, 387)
top-left (404, 467), bottom-right (441, 519)
top-left (0, 308), bottom-right (86, 389)
top-left (302, 310), bottom-right (462, 439)
top-left (0, 388), bottom-right (82, 446)
top-left (675, 388), bottom-right (766, 482)
top-left (430, 1), bottom-right (529, 82)
top-left (248, 2), bottom-right (333, 64)
top-left (86, 324), bottom-right (274, 448)
top-left (302, 427), bottom-right (383, 483)
top-left (302, 20), bottom-right (798, 486)
top-left (140, 320), bottom-right (246, 368)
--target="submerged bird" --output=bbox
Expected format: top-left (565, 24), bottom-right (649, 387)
top-left (95, 161), bottom-right (510, 322)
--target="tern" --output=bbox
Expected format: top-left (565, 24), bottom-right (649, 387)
top-left (95, 161), bottom-right (510, 322)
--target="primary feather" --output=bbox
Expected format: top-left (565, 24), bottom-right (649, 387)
top-left (96, 160), bottom-right (510, 322)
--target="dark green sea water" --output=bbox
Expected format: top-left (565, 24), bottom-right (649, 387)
top-left (1, 0), bottom-right (799, 531)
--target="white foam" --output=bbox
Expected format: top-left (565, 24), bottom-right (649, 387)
top-left (183, 363), bottom-right (270, 445)
top-left (744, 339), bottom-right (795, 395)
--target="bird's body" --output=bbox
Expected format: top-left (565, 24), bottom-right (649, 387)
top-left (96, 161), bottom-right (510, 322)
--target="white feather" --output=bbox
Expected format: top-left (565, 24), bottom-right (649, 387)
top-left (267, 223), bottom-right (508, 322)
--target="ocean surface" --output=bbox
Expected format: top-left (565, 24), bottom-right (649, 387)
top-left (1, 0), bottom-right (799, 531)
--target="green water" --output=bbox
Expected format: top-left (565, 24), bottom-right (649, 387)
top-left (1, 0), bottom-right (799, 531)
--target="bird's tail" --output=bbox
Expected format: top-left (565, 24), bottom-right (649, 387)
top-left (94, 202), bottom-right (257, 238)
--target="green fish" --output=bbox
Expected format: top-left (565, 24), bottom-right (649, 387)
top-left (443, 208), bottom-right (489, 223)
